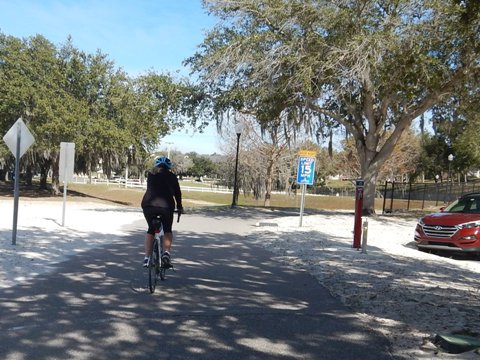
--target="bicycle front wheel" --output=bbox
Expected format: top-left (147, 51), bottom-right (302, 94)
top-left (159, 235), bottom-right (167, 281)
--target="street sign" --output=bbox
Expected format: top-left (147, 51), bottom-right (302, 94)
top-left (59, 142), bottom-right (76, 227)
top-left (59, 142), bottom-right (75, 183)
top-left (2, 117), bottom-right (35, 245)
top-left (3, 117), bottom-right (35, 158)
top-left (298, 150), bottom-right (317, 158)
top-left (296, 156), bottom-right (316, 185)
top-left (297, 154), bottom-right (316, 227)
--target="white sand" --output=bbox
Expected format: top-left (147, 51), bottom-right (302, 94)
top-left (1, 199), bottom-right (479, 359)
top-left (253, 211), bottom-right (480, 359)
top-left (0, 199), bottom-right (144, 288)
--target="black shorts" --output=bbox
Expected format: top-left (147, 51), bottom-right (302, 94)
top-left (142, 206), bottom-right (174, 235)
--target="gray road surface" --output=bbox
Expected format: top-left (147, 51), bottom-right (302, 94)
top-left (0, 207), bottom-right (398, 359)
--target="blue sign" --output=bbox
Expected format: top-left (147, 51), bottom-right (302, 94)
top-left (296, 157), bottom-right (315, 185)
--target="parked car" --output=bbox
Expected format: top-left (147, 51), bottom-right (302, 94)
top-left (414, 192), bottom-right (480, 254)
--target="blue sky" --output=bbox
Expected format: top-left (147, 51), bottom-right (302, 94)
top-left (0, 0), bottom-right (222, 154)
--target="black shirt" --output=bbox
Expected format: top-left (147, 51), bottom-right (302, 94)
top-left (141, 169), bottom-right (182, 210)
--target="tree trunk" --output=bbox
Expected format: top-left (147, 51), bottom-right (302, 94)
top-left (51, 155), bottom-right (60, 195)
top-left (25, 165), bottom-right (33, 186)
top-left (264, 157), bottom-right (275, 207)
top-left (362, 168), bottom-right (378, 215)
top-left (357, 125), bottom-right (402, 214)
top-left (357, 132), bottom-right (383, 215)
top-left (86, 153), bottom-right (93, 184)
top-left (39, 159), bottom-right (51, 189)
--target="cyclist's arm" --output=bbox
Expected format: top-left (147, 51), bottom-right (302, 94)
top-left (173, 180), bottom-right (182, 206)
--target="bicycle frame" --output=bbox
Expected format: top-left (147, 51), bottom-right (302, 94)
top-left (147, 211), bottom-right (181, 293)
top-left (147, 217), bottom-right (165, 293)
top-left (153, 220), bottom-right (164, 258)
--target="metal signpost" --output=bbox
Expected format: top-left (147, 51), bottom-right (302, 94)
top-left (296, 150), bottom-right (316, 227)
top-left (2, 118), bottom-right (35, 245)
top-left (59, 142), bottom-right (76, 226)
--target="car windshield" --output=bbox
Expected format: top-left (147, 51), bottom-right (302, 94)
top-left (444, 195), bottom-right (480, 213)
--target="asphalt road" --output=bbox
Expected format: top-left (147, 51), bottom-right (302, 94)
top-left (0, 207), bottom-right (398, 359)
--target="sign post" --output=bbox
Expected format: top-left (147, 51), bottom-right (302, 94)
top-left (59, 142), bottom-right (75, 226)
top-left (296, 150), bottom-right (317, 227)
top-left (2, 118), bottom-right (35, 245)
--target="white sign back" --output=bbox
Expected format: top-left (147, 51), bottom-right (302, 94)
top-left (59, 142), bottom-right (75, 183)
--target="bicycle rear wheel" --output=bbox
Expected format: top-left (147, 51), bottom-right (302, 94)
top-left (148, 241), bottom-right (160, 293)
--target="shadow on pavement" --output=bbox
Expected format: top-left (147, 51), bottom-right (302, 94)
top-left (0, 209), bottom-right (398, 360)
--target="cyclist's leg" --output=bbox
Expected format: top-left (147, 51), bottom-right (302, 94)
top-left (161, 232), bottom-right (172, 267)
top-left (163, 232), bottom-right (172, 253)
top-left (142, 207), bottom-right (157, 264)
top-left (161, 209), bottom-right (174, 254)
top-left (159, 209), bottom-right (174, 266)
top-left (144, 233), bottom-right (154, 256)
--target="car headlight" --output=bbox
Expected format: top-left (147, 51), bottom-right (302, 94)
top-left (457, 221), bottom-right (480, 229)
top-left (417, 219), bottom-right (425, 226)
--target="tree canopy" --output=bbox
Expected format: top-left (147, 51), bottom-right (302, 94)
top-left (0, 32), bottom-right (197, 191)
top-left (188, 0), bottom-right (480, 213)
top-left (2, 2), bottom-right (480, 209)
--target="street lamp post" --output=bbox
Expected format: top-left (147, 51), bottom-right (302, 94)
top-left (125, 145), bottom-right (133, 188)
top-left (448, 153), bottom-right (454, 201)
top-left (231, 122), bottom-right (243, 208)
top-left (448, 154), bottom-right (454, 179)
top-left (164, 141), bottom-right (173, 158)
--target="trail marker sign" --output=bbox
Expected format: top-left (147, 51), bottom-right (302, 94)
top-left (296, 155), bottom-right (316, 185)
top-left (296, 150), bottom-right (317, 227)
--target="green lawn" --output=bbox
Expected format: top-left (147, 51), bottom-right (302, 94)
top-left (0, 179), bottom-right (440, 217)
top-left (67, 182), bottom-right (355, 209)
top-left (66, 182), bottom-right (438, 218)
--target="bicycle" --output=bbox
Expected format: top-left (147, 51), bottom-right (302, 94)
top-left (147, 211), bottom-right (181, 293)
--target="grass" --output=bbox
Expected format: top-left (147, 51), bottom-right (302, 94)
top-left (65, 182), bottom-right (359, 210)
top-left (0, 180), bottom-right (440, 218)
top-left (66, 182), bottom-right (439, 216)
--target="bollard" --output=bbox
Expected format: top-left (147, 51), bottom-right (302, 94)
top-left (361, 219), bottom-right (368, 254)
top-left (353, 179), bottom-right (364, 249)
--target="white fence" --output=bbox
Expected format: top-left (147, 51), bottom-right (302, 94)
top-left (71, 176), bottom-right (327, 197)
top-left (72, 176), bottom-right (233, 194)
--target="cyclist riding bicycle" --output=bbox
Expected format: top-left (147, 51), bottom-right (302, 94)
top-left (141, 156), bottom-right (183, 268)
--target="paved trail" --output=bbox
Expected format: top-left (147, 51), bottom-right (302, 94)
top-left (0, 207), bottom-right (397, 359)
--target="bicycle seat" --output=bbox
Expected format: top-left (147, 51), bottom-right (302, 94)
top-left (152, 218), bottom-right (162, 228)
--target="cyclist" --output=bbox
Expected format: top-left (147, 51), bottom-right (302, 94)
top-left (141, 156), bottom-right (183, 268)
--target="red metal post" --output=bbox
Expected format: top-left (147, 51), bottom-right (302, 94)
top-left (353, 179), bottom-right (364, 249)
